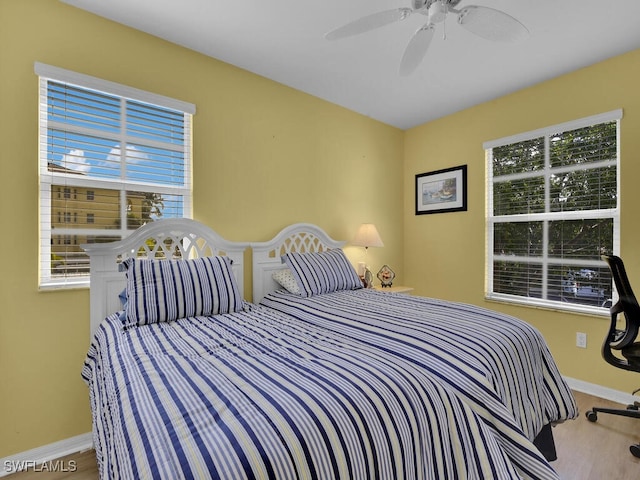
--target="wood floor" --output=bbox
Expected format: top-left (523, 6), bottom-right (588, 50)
top-left (6, 391), bottom-right (639, 479)
top-left (552, 390), bottom-right (640, 479)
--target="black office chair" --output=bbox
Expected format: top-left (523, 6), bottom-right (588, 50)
top-left (585, 254), bottom-right (640, 458)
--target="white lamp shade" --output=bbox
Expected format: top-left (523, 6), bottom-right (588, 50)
top-left (352, 223), bottom-right (384, 248)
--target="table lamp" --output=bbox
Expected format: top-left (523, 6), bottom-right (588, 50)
top-left (352, 223), bottom-right (384, 287)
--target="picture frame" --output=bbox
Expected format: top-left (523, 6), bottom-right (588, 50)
top-left (415, 164), bottom-right (467, 215)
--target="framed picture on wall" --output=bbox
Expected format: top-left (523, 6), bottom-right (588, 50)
top-left (415, 165), bottom-right (467, 215)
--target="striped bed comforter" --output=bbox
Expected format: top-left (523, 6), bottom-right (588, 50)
top-left (82, 302), bottom-right (555, 479)
top-left (260, 289), bottom-right (579, 480)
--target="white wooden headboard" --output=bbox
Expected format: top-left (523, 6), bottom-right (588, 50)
top-left (251, 223), bottom-right (345, 303)
top-left (82, 218), bottom-right (249, 338)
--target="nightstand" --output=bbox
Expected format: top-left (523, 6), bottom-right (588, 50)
top-left (372, 285), bottom-right (414, 295)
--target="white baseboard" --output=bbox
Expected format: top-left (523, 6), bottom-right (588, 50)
top-left (564, 376), bottom-right (639, 405)
top-left (0, 432), bottom-right (93, 477)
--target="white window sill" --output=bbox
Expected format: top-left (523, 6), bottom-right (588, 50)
top-left (39, 279), bottom-right (90, 291)
top-left (485, 293), bottom-right (610, 319)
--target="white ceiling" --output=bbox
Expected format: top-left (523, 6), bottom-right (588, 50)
top-left (61, 0), bottom-right (640, 130)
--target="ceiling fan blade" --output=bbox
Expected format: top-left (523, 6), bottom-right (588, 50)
top-left (325, 8), bottom-right (413, 40)
top-left (457, 6), bottom-right (528, 42)
top-left (399, 24), bottom-right (436, 76)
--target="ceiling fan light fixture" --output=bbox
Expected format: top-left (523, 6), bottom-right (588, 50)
top-left (325, 0), bottom-right (528, 76)
top-left (428, 1), bottom-right (448, 23)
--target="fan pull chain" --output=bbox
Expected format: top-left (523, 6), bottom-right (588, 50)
top-left (442, 9), bottom-right (448, 40)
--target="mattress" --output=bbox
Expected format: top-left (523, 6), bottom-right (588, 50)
top-left (82, 303), bottom-right (552, 479)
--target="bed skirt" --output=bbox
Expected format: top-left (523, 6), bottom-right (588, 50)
top-left (534, 424), bottom-right (557, 462)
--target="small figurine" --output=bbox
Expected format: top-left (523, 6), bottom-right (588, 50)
top-left (377, 265), bottom-right (395, 287)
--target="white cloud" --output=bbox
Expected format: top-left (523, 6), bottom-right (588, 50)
top-left (61, 149), bottom-right (91, 173)
top-left (107, 144), bottom-right (149, 164)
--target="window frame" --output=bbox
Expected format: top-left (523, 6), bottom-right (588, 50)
top-left (36, 63), bottom-right (195, 289)
top-left (484, 110), bottom-right (622, 315)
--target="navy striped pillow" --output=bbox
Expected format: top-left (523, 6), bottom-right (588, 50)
top-left (282, 249), bottom-right (363, 297)
top-left (121, 256), bottom-right (243, 327)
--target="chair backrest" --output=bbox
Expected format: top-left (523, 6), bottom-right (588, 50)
top-left (602, 255), bottom-right (640, 351)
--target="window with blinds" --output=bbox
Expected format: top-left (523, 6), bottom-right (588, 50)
top-left (36, 63), bottom-right (194, 288)
top-left (485, 110), bottom-right (621, 313)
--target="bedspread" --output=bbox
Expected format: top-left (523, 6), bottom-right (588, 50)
top-left (82, 305), bottom-right (548, 479)
top-left (260, 289), bottom-right (579, 480)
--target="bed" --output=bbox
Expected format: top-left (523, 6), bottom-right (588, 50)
top-left (82, 218), bottom-right (576, 479)
top-left (252, 223), bottom-right (580, 479)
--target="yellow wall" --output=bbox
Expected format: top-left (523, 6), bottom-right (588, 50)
top-left (404, 49), bottom-right (640, 394)
top-left (0, 0), bottom-right (403, 456)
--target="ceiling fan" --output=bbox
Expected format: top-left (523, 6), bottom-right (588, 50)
top-left (325, 0), bottom-right (529, 76)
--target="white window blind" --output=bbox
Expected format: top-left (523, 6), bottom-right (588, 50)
top-left (36, 63), bottom-right (194, 288)
top-left (485, 110), bottom-right (621, 314)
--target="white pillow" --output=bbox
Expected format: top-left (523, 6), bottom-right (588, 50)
top-left (272, 269), bottom-right (300, 294)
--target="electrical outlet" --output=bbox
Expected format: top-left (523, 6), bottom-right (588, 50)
top-left (576, 332), bottom-right (587, 348)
